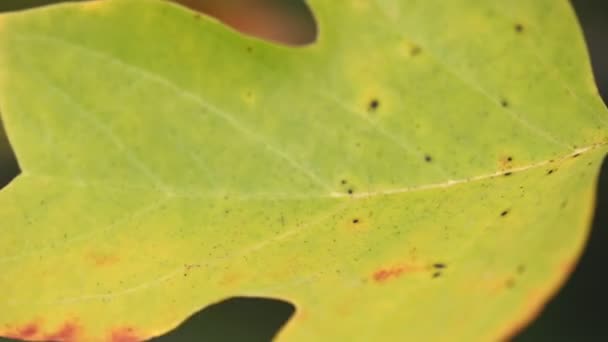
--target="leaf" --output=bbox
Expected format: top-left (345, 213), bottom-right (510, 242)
top-left (0, 0), bottom-right (606, 341)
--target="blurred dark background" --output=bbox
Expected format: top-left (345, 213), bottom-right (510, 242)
top-left (0, 0), bottom-right (606, 341)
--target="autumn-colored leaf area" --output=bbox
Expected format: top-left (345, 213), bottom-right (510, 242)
top-left (0, 0), bottom-right (606, 341)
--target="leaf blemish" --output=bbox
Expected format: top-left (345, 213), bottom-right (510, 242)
top-left (514, 23), bottom-right (524, 33)
top-left (424, 154), bottom-right (433, 163)
top-left (110, 326), bottom-right (140, 342)
top-left (44, 322), bottom-right (79, 342)
top-left (504, 172), bottom-right (512, 177)
top-left (368, 98), bottom-right (380, 112)
top-left (500, 209), bottom-right (510, 217)
top-left (373, 266), bottom-right (406, 283)
top-left (88, 252), bottom-right (120, 267)
top-left (410, 45), bottom-right (422, 56)
top-left (432, 272), bottom-right (441, 278)
top-left (352, 218), bottom-right (360, 224)
top-left (7, 322), bottom-right (39, 339)
top-left (547, 169), bottom-right (556, 175)
top-left (433, 263), bottom-right (447, 269)
top-left (500, 99), bottom-right (509, 108)
top-left (348, 188), bottom-right (354, 195)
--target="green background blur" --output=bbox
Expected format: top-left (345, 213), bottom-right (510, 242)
top-left (0, 1), bottom-right (606, 341)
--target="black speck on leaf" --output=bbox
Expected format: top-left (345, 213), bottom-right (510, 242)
top-left (368, 99), bottom-right (380, 111)
top-left (424, 154), bottom-right (433, 162)
top-left (501, 99), bottom-right (509, 108)
top-left (501, 210), bottom-right (510, 217)
top-left (514, 23), bottom-right (524, 33)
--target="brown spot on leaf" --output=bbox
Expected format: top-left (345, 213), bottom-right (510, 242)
top-left (44, 322), bottom-right (79, 342)
top-left (373, 267), bottom-right (406, 282)
top-left (220, 272), bottom-right (241, 285)
top-left (110, 327), bottom-right (140, 342)
top-left (19, 323), bottom-right (38, 338)
top-left (7, 322), bottom-right (40, 339)
top-left (88, 251), bottom-right (120, 267)
top-left (499, 155), bottom-right (514, 170)
top-left (410, 45), bottom-right (422, 56)
top-left (372, 264), bottom-right (423, 283)
top-left (368, 98), bottom-right (380, 111)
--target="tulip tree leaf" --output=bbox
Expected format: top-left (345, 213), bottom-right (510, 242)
top-left (0, 0), bottom-right (606, 341)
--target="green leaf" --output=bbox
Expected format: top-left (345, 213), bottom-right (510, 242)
top-left (0, 0), bottom-right (606, 340)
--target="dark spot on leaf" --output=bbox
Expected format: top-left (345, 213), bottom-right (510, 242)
top-left (572, 153), bottom-right (580, 158)
top-left (501, 99), bottom-right (509, 108)
top-left (517, 265), bottom-right (526, 274)
top-left (410, 45), bottom-right (422, 56)
top-left (507, 156), bottom-right (513, 162)
top-left (501, 209), bottom-right (510, 217)
top-left (433, 263), bottom-right (447, 269)
top-left (341, 179), bottom-right (347, 185)
top-left (504, 172), bottom-right (512, 177)
top-left (514, 23), bottom-right (524, 33)
top-left (368, 98), bottom-right (380, 111)
top-left (424, 154), bottom-right (433, 162)
top-left (246, 46), bottom-right (253, 53)
top-left (352, 219), bottom-right (360, 224)
top-left (432, 272), bottom-right (441, 278)
top-left (547, 169), bottom-right (555, 175)
top-left (348, 188), bottom-right (354, 195)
